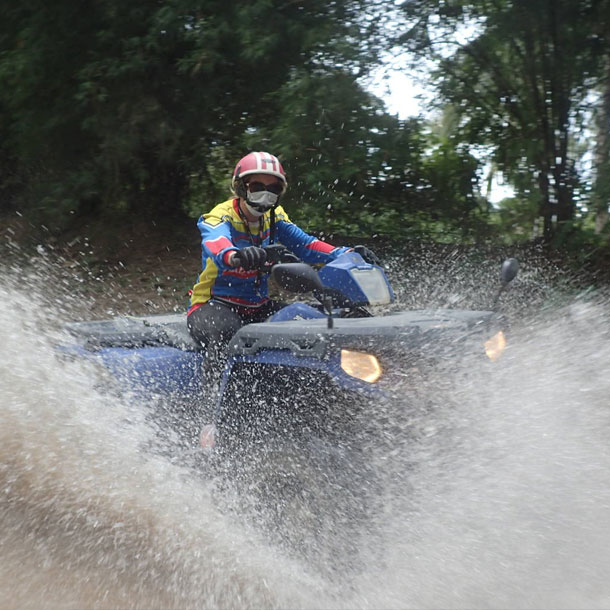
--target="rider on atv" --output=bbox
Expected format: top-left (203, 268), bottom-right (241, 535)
top-left (186, 151), bottom-right (380, 370)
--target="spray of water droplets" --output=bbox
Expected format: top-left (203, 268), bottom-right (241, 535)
top-left (2, 250), bottom-right (610, 609)
top-left (0, 269), bottom-right (328, 609)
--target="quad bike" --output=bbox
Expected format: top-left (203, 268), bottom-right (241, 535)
top-left (64, 250), bottom-right (519, 568)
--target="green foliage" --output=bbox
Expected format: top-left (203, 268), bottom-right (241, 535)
top-left (418, 141), bottom-right (488, 238)
top-left (0, 0), bottom-right (389, 228)
top-left (398, 0), bottom-right (610, 243)
top-left (488, 196), bottom-right (540, 243)
top-left (259, 70), bottom-right (421, 232)
top-left (7, 0), bottom-right (606, 256)
top-left (234, 68), bottom-right (488, 240)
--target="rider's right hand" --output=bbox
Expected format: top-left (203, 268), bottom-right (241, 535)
top-left (353, 245), bottom-right (382, 266)
top-left (232, 246), bottom-right (267, 270)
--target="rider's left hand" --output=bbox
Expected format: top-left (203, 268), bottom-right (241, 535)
top-left (353, 245), bottom-right (382, 266)
top-left (264, 244), bottom-right (300, 264)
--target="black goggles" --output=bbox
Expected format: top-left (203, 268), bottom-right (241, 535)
top-left (246, 181), bottom-right (283, 195)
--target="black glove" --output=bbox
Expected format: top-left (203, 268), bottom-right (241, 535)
top-left (353, 245), bottom-right (381, 266)
top-left (233, 246), bottom-right (267, 270)
top-left (264, 244), bottom-right (300, 264)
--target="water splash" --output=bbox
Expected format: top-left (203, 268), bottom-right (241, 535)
top-left (0, 273), bottom-right (326, 609)
top-left (357, 298), bottom-right (610, 609)
top-left (2, 256), bottom-right (610, 609)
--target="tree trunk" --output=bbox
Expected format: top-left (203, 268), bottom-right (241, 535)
top-left (593, 55), bottom-right (610, 235)
top-left (537, 162), bottom-right (554, 242)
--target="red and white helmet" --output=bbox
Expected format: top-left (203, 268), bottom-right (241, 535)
top-left (232, 152), bottom-right (287, 197)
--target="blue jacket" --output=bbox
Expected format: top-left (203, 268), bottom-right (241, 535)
top-left (190, 198), bottom-right (349, 308)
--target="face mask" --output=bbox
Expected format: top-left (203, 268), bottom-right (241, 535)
top-left (244, 202), bottom-right (266, 217)
top-left (246, 190), bottom-right (279, 214)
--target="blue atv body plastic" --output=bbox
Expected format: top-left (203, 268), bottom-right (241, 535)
top-left (268, 302), bottom-right (326, 322)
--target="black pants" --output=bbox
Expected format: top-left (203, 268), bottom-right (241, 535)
top-left (187, 299), bottom-right (284, 386)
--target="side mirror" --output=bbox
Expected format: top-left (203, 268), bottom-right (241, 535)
top-left (501, 258), bottom-right (519, 286)
top-left (492, 258), bottom-right (519, 310)
top-left (271, 263), bottom-right (325, 294)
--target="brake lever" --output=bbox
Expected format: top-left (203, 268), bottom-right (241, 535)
top-left (280, 252), bottom-right (300, 264)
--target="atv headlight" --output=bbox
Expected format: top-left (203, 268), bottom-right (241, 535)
top-left (340, 349), bottom-right (382, 383)
top-left (485, 331), bottom-right (506, 362)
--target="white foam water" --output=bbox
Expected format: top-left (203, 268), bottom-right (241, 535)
top-left (0, 276), bottom-right (326, 609)
top-left (2, 262), bottom-right (610, 609)
top-left (358, 298), bottom-right (610, 609)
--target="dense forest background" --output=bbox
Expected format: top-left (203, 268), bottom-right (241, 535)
top-left (1, 0), bottom-right (609, 267)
